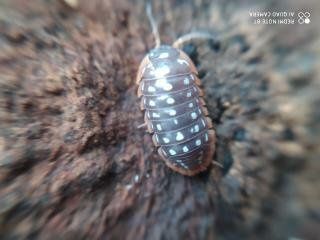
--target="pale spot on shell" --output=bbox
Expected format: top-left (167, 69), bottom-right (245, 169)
top-left (191, 112), bottom-right (197, 119)
top-left (149, 100), bottom-right (156, 106)
top-left (168, 109), bottom-right (176, 116)
top-left (194, 124), bottom-right (199, 132)
top-left (184, 78), bottom-right (190, 85)
top-left (183, 146), bottom-right (189, 152)
top-left (155, 78), bottom-right (172, 91)
top-left (163, 137), bottom-right (170, 143)
top-left (156, 124), bottom-right (162, 131)
top-left (180, 162), bottom-right (189, 169)
top-left (158, 95), bottom-right (168, 100)
top-left (174, 119), bottom-right (179, 125)
top-left (196, 139), bottom-right (201, 146)
top-left (166, 98), bottom-right (175, 104)
top-left (176, 132), bottom-right (184, 141)
top-left (169, 149), bottom-right (177, 155)
top-left (188, 102), bottom-right (194, 108)
top-left (177, 59), bottom-right (189, 65)
top-left (152, 112), bottom-right (160, 118)
top-left (152, 65), bottom-right (170, 78)
top-left (187, 92), bottom-right (192, 97)
top-left (159, 52), bottom-right (169, 58)
top-left (148, 86), bottom-right (156, 92)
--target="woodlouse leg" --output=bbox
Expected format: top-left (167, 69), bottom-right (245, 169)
top-left (157, 147), bottom-right (167, 161)
top-left (140, 97), bottom-right (146, 110)
top-left (152, 134), bottom-right (160, 146)
top-left (137, 123), bottom-right (147, 129)
top-left (147, 122), bottom-right (153, 133)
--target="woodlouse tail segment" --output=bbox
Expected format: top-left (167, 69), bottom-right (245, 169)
top-left (205, 117), bottom-right (213, 128)
top-left (199, 98), bottom-right (206, 106)
top-left (172, 31), bottom-right (218, 49)
top-left (196, 86), bottom-right (204, 96)
top-left (201, 106), bottom-right (209, 116)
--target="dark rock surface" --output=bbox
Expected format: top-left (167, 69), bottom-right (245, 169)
top-left (0, 0), bottom-right (319, 239)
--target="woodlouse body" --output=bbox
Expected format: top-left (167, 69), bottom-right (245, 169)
top-left (136, 45), bottom-right (216, 176)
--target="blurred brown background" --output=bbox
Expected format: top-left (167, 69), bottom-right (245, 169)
top-left (0, 0), bottom-right (319, 239)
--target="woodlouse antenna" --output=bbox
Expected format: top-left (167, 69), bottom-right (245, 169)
top-left (172, 31), bottom-right (217, 48)
top-left (146, 1), bottom-right (161, 48)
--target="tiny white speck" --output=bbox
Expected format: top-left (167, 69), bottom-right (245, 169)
top-left (190, 127), bottom-right (194, 133)
top-left (169, 149), bottom-right (177, 155)
top-left (147, 111), bottom-right (150, 118)
top-left (194, 124), bottom-right (199, 132)
top-left (196, 139), bottom-right (201, 146)
top-left (159, 52), bottom-right (169, 58)
top-left (168, 109), bottom-right (176, 116)
top-left (205, 133), bottom-right (209, 142)
top-left (134, 175), bottom-right (139, 183)
top-left (163, 137), bottom-right (170, 143)
top-left (149, 100), bottom-right (156, 106)
top-left (184, 78), bottom-right (190, 85)
top-left (176, 132), bottom-right (184, 141)
top-left (176, 159), bottom-right (182, 163)
top-left (187, 92), bottom-right (192, 97)
top-left (152, 112), bottom-right (160, 118)
top-left (167, 97), bottom-right (175, 104)
top-left (183, 146), bottom-right (189, 152)
top-left (148, 86), bottom-right (156, 92)
top-left (191, 112), bottom-right (197, 119)
top-left (141, 82), bottom-right (145, 91)
top-left (156, 124), bottom-right (162, 131)
top-left (188, 102), bottom-right (194, 108)
top-left (174, 119), bottom-right (178, 125)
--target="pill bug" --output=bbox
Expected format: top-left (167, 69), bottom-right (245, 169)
top-left (136, 4), bottom-right (216, 176)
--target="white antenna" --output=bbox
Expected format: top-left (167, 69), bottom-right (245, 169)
top-left (173, 31), bottom-right (217, 48)
top-left (146, 2), bottom-right (161, 48)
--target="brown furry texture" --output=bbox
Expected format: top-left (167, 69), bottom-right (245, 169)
top-left (0, 0), bottom-right (319, 239)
